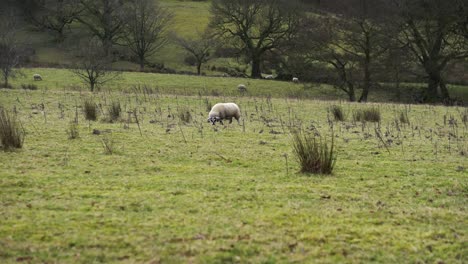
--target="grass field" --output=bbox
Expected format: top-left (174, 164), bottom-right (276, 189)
top-left (11, 68), bottom-right (343, 100)
top-left (0, 69), bottom-right (467, 262)
top-left (10, 68), bottom-right (468, 104)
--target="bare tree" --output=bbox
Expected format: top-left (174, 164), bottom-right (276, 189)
top-left (77, 0), bottom-right (127, 56)
top-left (70, 38), bottom-right (120, 92)
top-left (210, 0), bottom-right (304, 78)
top-left (312, 0), bottom-right (393, 102)
top-left (0, 12), bottom-right (21, 88)
top-left (123, 0), bottom-right (172, 70)
top-left (175, 31), bottom-right (216, 75)
top-left (295, 17), bottom-right (361, 101)
top-left (24, 0), bottom-right (82, 42)
top-left (393, 0), bottom-right (468, 103)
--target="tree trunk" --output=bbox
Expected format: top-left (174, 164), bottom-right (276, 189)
top-left (334, 61), bottom-right (356, 102)
top-left (139, 56), bottom-right (145, 71)
top-left (196, 62), bottom-right (202, 75)
top-left (3, 75), bottom-right (8, 88)
top-left (439, 79), bottom-right (450, 102)
top-left (90, 79), bottom-right (95, 92)
top-left (347, 83), bottom-right (356, 102)
top-left (251, 55), bottom-right (262, 79)
top-left (426, 76), bottom-right (439, 102)
top-left (426, 70), bottom-right (450, 103)
top-left (359, 44), bottom-right (371, 103)
top-left (56, 27), bottom-right (65, 43)
top-left (103, 38), bottom-right (112, 57)
top-left (359, 68), bottom-right (370, 102)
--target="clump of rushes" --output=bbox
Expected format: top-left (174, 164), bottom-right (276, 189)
top-left (0, 108), bottom-right (24, 150)
top-left (353, 107), bottom-right (381, 123)
top-left (67, 122), bottom-right (79, 139)
top-left (399, 110), bottom-right (410, 124)
top-left (108, 100), bottom-right (121, 122)
top-left (83, 99), bottom-right (98, 121)
top-left (330, 105), bottom-right (345, 121)
top-left (292, 132), bottom-right (336, 174)
top-left (21, 84), bottom-right (38, 90)
top-left (178, 107), bottom-right (192, 124)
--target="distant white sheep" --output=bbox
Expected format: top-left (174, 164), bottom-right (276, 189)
top-left (33, 74), bottom-right (42, 81)
top-left (237, 84), bottom-right (247, 93)
top-left (265, 75), bottom-right (274, 79)
top-left (292, 77), bottom-right (299, 83)
top-left (207, 103), bottom-right (241, 125)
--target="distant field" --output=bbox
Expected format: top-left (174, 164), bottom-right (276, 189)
top-left (0, 75), bottom-right (467, 262)
top-left (11, 68), bottom-right (343, 100)
top-left (10, 68), bottom-right (468, 104)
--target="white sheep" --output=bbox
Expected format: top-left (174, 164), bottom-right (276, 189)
top-left (237, 84), bottom-right (247, 93)
top-left (33, 74), bottom-right (42, 81)
top-left (207, 103), bottom-right (241, 125)
top-left (292, 77), bottom-right (299, 83)
top-left (265, 75), bottom-right (274, 79)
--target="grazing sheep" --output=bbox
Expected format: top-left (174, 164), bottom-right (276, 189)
top-left (265, 75), bottom-right (274, 79)
top-left (292, 77), bottom-right (299, 83)
top-left (33, 74), bottom-right (42, 81)
top-left (237, 84), bottom-right (247, 93)
top-left (207, 103), bottom-right (241, 125)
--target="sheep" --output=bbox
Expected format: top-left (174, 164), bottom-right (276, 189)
top-left (207, 103), bottom-right (241, 125)
top-left (292, 77), bottom-right (299, 83)
top-left (237, 84), bottom-right (247, 93)
top-left (33, 74), bottom-right (42, 81)
top-left (265, 75), bottom-right (274, 79)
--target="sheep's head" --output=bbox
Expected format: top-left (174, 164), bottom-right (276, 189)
top-left (207, 116), bottom-right (221, 125)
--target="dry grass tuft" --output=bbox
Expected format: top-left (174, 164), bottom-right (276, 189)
top-left (0, 108), bottom-right (24, 150)
top-left (292, 132), bottom-right (336, 174)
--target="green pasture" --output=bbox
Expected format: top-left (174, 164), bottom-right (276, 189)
top-left (11, 68), bottom-right (468, 104)
top-left (0, 77), bottom-right (467, 262)
top-left (12, 68), bottom-right (343, 100)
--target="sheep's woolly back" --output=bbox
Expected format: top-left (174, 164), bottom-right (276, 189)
top-left (209, 103), bottom-right (241, 120)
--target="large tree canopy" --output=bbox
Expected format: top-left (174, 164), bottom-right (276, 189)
top-left (123, 0), bottom-right (172, 70)
top-left (77, 0), bottom-right (128, 55)
top-left (24, 0), bottom-right (82, 42)
top-left (394, 0), bottom-right (468, 103)
top-left (210, 0), bottom-right (304, 78)
top-left (310, 0), bottom-right (393, 102)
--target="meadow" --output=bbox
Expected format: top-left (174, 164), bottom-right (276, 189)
top-left (0, 68), bottom-right (467, 263)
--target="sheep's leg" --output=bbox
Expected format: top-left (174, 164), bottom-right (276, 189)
top-left (219, 120), bottom-right (224, 125)
top-left (228, 117), bottom-right (233, 124)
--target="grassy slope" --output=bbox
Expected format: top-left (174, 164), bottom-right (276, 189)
top-left (0, 75), bottom-right (467, 262)
top-left (156, 0), bottom-right (212, 71)
top-left (18, 0), bottom-right (213, 73)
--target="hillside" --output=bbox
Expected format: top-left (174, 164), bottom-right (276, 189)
top-left (17, 0), bottom-right (219, 74)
